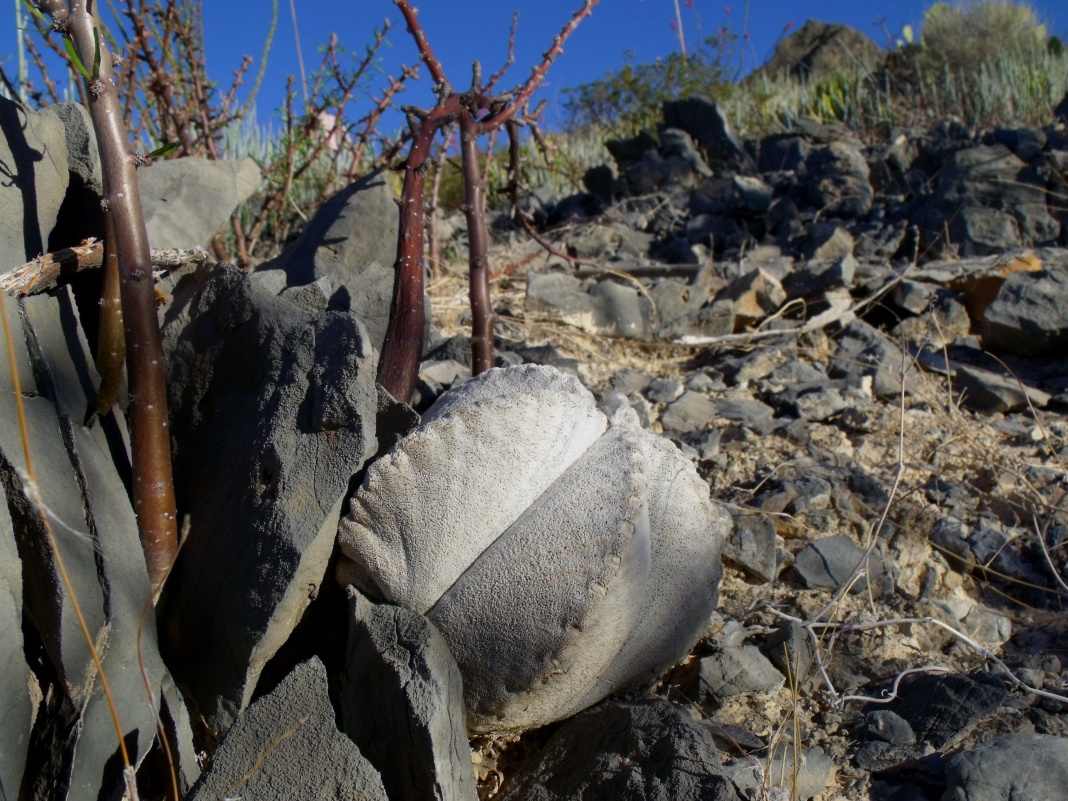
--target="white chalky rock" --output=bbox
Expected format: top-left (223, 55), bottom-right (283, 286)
top-left (337, 365), bottom-right (726, 733)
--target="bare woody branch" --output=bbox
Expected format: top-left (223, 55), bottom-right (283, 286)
top-left (459, 104), bottom-right (494, 374)
top-left (0, 242), bottom-right (212, 298)
top-left (476, 0), bottom-right (599, 133)
top-left (35, 0), bottom-right (178, 594)
top-left (379, 0), bottom-right (598, 400)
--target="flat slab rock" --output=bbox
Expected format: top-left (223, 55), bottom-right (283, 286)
top-left (1, 288), bottom-right (174, 800)
top-left (160, 263), bottom-right (378, 732)
top-left (872, 671), bottom-right (1008, 750)
top-left (341, 590), bottom-right (477, 801)
top-left (186, 658), bottom-right (387, 801)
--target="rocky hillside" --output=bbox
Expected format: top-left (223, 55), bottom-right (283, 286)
top-left (2, 73), bottom-right (1068, 800)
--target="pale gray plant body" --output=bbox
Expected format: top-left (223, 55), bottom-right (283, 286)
top-left (338, 364), bottom-right (728, 733)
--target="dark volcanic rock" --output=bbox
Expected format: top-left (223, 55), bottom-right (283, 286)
top-left (498, 699), bottom-right (739, 801)
top-left (160, 264), bottom-right (378, 732)
top-left (802, 141), bottom-right (873, 218)
top-left (876, 672), bottom-right (1008, 750)
top-left (662, 97), bottom-right (756, 175)
top-left (724, 512), bottom-right (778, 582)
top-left (791, 534), bottom-right (892, 596)
top-left (831, 320), bottom-right (916, 398)
top-left (982, 267), bottom-right (1068, 356)
top-left (911, 144), bottom-right (1059, 256)
top-left (942, 732), bottom-right (1068, 801)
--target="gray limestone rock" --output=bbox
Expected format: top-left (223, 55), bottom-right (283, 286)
top-left (186, 658), bottom-right (387, 801)
top-left (954, 363), bottom-right (1051, 413)
top-left (0, 96), bottom-right (71, 269)
top-left (943, 733), bottom-right (1068, 801)
top-left (159, 263), bottom-right (378, 732)
top-left (793, 385), bottom-right (849, 421)
top-left (526, 273), bottom-right (654, 340)
top-left (761, 620), bottom-right (817, 682)
top-left (649, 277), bottom-right (712, 337)
top-left (801, 223), bottom-right (855, 262)
top-left (661, 390), bottom-right (717, 433)
top-left (1, 288), bottom-right (172, 801)
top-left (258, 171), bottom-right (401, 352)
top-left (682, 427), bottom-right (722, 461)
top-left (0, 478), bottom-right (30, 801)
top-left (611, 368), bottom-right (654, 396)
top-left (831, 319), bottom-right (916, 398)
top-left (724, 513), bottom-right (778, 583)
top-left (138, 156), bottom-right (261, 248)
top-left (791, 534), bottom-right (892, 597)
top-left (713, 397), bottom-right (775, 427)
top-left (646, 377), bottom-right (685, 404)
top-left (337, 365), bottom-right (727, 734)
top-left (341, 591), bottom-right (477, 801)
top-left (50, 102), bottom-right (100, 192)
top-left (498, 699), bottom-right (739, 801)
top-left (725, 742), bottom-right (836, 801)
top-left (699, 644), bottom-right (784, 702)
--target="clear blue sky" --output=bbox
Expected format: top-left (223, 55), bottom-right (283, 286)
top-left (7, 1), bottom-right (1067, 133)
top-left (199, 0), bottom-right (1066, 131)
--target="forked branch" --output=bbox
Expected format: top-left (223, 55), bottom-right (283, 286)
top-left (377, 0), bottom-right (599, 400)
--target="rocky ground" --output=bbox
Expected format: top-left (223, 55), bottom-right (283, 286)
top-left (3, 68), bottom-right (1068, 800)
top-left (421, 239), bottom-right (1068, 801)
top-left (406, 95), bottom-right (1068, 799)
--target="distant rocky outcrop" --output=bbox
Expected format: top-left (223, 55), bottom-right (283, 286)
top-left (748, 19), bottom-right (887, 83)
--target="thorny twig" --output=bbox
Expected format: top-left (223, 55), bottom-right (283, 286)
top-left (378, 0), bottom-right (599, 401)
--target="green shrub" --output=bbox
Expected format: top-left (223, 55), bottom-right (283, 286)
top-left (561, 33), bottom-right (738, 137)
top-left (915, 1), bottom-right (1048, 73)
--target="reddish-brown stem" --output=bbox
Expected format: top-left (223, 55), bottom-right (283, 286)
top-left (505, 119), bottom-right (588, 269)
top-left (393, 0), bottom-right (448, 85)
top-left (425, 125), bottom-right (455, 279)
top-left (380, 0), bottom-right (598, 397)
top-left (459, 110), bottom-right (495, 374)
top-left (38, 0), bottom-right (178, 594)
top-left (377, 101), bottom-right (456, 402)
